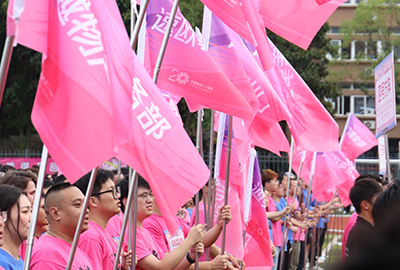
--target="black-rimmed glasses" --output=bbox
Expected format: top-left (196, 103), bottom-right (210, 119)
top-left (92, 186), bottom-right (121, 200)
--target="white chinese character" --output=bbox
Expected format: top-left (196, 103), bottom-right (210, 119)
top-left (58, 0), bottom-right (91, 26)
top-left (145, 117), bottom-right (171, 139)
top-left (20, 162), bottom-right (30, 170)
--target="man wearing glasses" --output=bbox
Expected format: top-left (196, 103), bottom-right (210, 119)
top-left (74, 169), bottom-right (133, 269)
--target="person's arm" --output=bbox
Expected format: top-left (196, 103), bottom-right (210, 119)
top-left (266, 206), bottom-right (290, 221)
top-left (137, 224), bottom-right (203, 270)
top-left (187, 255), bottom-right (229, 270)
top-left (290, 218), bottom-right (309, 230)
top-left (203, 206), bottom-right (231, 247)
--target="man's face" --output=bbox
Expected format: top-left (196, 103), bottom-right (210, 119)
top-left (136, 187), bottom-right (154, 221)
top-left (93, 179), bottom-right (121, 218)
top-left (281, 176), bottom-right (288, 191)
top-left (289, 180), bottom-right (297, 196)
top-left (265, 178), bottom-right (279, 192)
top-left (58, 187), bottom-right (89, 235)
top-left (37, 197), bottom-right (48, 229)
top-left (274, 184), bottom-right (285, 198)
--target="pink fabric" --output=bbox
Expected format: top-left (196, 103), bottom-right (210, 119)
top-left (341, 212), bottom-right (358, 261)
top-left (143, 214), bottom-right (191, 254)
top-left (144, 0), bottom-right (253, 120)
top-left (208, 13), bottom-right (260, 119)
top-left (260, 0), bottom-right (347, 50)
top-left (263, 40), bottom-right (339, 152)
top-left (78, 221), bottom-right (118, 270)
top-left (340, 113), bottom-right (378, 161)
top-left (287, 197), bottom-right (305, 241)
top-left (267, 198), bottom-right (283, 247)
top-left (31, 235), bottom-right (93, 270)
top-left (243, 155), bottom-right (274, 268)
top-left (292, 151), bottom-right (358, 202)
top-left (124, 226), bottom-right (166, 270)
top-left (25, 0), bottom-right (134, 182)
top-left (116, 52), bottom-right (210, 235)
top-left (19, 237), bottom-right (38, 260)
top-left (200, 0), bottom-right (254, 45)
top-left (239, 0), bottom-right (274, 71)
top-left (6, 0), bottom-right (24, 37)
top-left (106, 212), bottom-right (124, 243)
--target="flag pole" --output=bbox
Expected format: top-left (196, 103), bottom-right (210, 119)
top-left (293, 151), bottom-right (307, 209)
top-left (113, 171), bottom-right (138, 270)
top-left (302, 152), bottom-right (317, 270)
top-left (0, 36), bottom-right (15, 107)
top-left (152, 0), bottom-right (180, 83)
top-left (66, 167), bottom-right (99, 270)
top-left (206, 110), bottom-right (215, 260)
top-left (194, 108), bottom-right (203, 269)
top-left (220, 115), bottom-right (233, 255)
top-left (127, 168), bottom-right (135, 270)
top-left (278, 136), bottom-right (295, 270)
top-left (130, 0), bottom-right (150, 49)
top-left (23, 145), bottom-right (49, 270)
top-left (384, 131), bottom-right (392, 183)
top-left (117, 159), bottom-right (122, 183)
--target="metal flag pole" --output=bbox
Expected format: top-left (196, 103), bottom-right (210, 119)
top-left (113, 171), bottom-right (138, 270)
top-left (117, 159), bottom-right (122, 183)
top-left (302, 152), bottom-right (316, 270)
top-left (384, 131), bottom-right (392, 183)
top-left (278, 136), bottom-right (295, 270)
top-left (23, 145), bottom-right (49, 270)
top-left (205, 110), bottom-right (215, 261)
top-left (66, 167), bottom-right (99, 270)
top-left (0, 36), bottom-right (15, 107)
top-left (128, 168), bottom-right (134, 270)
top-left (220, 115), bottom-right (233, 255)
top-left (131, 0), bottom-right (150, 49)
top-left (293, 151), bottom-right (307, 209)
top-left (152, 0), bottom-right (180, 82)
top-left (194, 108), bottom-right (203, 270)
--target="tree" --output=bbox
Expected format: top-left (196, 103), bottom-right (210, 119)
top-left (336, 0), bottom-right (400, 110)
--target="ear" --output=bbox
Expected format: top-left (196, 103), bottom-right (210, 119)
top-left (49, 207), bottom-right (60, 221)
top-left (360, 200), bottom-right (371, 211)
top-left (89, 196), bottom-right (98, 208)
top-left (122, 198), bottom-right (127, 208)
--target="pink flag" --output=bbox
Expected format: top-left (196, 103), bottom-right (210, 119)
top-left (243, 154), bottom-right (274, 269)
top-left (144, 0), bottom-right (253, 120)
top-left (238, 0), bottom-right (274, 71)
top-left (117, 54), bottom-right (210, 235)
top-left (340, 113), bottom-right (378, 161)
top-left (264, 39), bottom-right (340, 152)
top-left (292, 150), bottom-right (358, 201)
top-left (260, 0), bottom-right (347, 50)
top-left (30, 0), bottom-right (135, 182)
top-left (6, 0), bottom-right (24, 37)
top-left (208, 13), bottom-right (260, 119)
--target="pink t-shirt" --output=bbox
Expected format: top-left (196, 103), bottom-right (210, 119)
top-left (287, 197), bottom-right (305, 241)
top-left (106, 212), bottom-right (124, 243)
top-left (19, 237), bottom-right (39, 260)
top-left (267, 197), bottom-right (283, 247)
top-left (189, 202), bottom-right (206, 226)
top-left (341, 212), bottom-right (358, 261)
top-left (124, 226), bottom-right (166, 270)
top-left (30, 235), bottom-right (93, 270)
top-left (143, 214), bottom-right (191, 254)
top-left (79, 221), bottom-right (119, 270)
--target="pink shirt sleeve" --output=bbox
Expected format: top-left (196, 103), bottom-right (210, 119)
top-left (143, 216), bottom-right (169, 254)
top-left (341, 212), bottom-right (358, 261)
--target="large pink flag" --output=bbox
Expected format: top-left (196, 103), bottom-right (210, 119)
top-left (117, 54), bottom-right (210, 234)
top-left (263, 40), bottom-right (340, 152)
top-left (208, 13), bottom-right (260, 119)
top-left (243, 154), bottom-right (274, 269)
top-left (144, 0), bottom-right (253, 120)
top-left (260, 0), bottom-right (347, 50)
top-left (30, 0), bottom-right (135, 181)
top-left (340, 113), bottom-right (378, 161)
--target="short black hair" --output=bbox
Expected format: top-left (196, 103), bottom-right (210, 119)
top-left (373, 179), bottom-right (400, 227)
top-left (53, 174), bottom-right (67, 185)
top-left (45, 182), bottom-right (73, 199)
top-left (350, 179), bottom-right (383, 214)
top-left (355, 174), bottom-right (383, 184)
top-left (44, 178), bottom-right (54, 189)
top-left (138, 175), bottom-right (150, 190)
top-left (0, 165), bottom-right (16, 173)
top-left (74, 169), bottom-right (114, 197)
top-left (117, 178), bottom-right (128, 213)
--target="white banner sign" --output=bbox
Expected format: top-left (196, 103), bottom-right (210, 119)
top-left (375, 52), bottom-right (396, 137)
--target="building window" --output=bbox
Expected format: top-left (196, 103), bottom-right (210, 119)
top-left (329, 40), bottom-right (379, 60)
top-left (351, 95), bottom-right (376, 115)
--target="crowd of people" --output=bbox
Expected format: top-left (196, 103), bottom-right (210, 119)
top-left (0, 163), bottom-right (399, 270)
